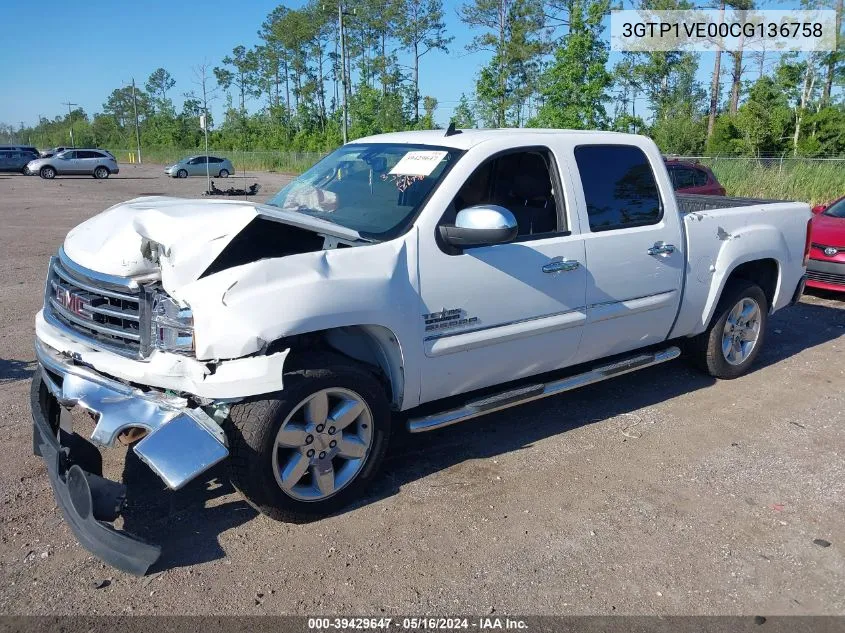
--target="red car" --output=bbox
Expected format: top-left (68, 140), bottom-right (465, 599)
top-left (665, 159), bottom-right (726, 196)
top-left (807, 196), bottom-right (845, 292)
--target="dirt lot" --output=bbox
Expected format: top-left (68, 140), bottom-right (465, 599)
top-left (0, 164), bottom-right (843, 616)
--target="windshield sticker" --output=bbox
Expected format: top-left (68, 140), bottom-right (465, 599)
top-left (389, 150), bottom-right (449, 177)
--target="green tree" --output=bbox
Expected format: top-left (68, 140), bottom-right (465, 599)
top-left (396, 0), bottom-right (452, 123)
top-left (451, 93), bottom-right (477, 128)
top-left (733, 76), bottom-right (792, 156)
top-left (459, 0), bottom-right (545, 127)
top-left (532, 0), bottom-right (610, 129)
top-left (145, 68), bottom-right (176, 114)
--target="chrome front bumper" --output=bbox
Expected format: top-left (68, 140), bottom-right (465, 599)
top-left (32, 339), bottom-right (231, 574)
top-left (36, 339), bottom-right (229, 490)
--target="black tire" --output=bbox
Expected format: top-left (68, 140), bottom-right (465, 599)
top-left (93, 166), bottom-right (110, 179)
top-left (686, 280), bottom-right (768, 379)
top-left (218, 169), bottom-right (229, 178)
top-left (177, 169), bottom-right (188, 178)
top-left (40, 166), bottom-right (56, 179)
top-left (224, 353), bottom-right (391, 521)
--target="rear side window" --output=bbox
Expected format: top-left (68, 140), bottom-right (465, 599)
top-left (693, 168), bottom-right (709, 187)
top-left (574, 145), bottom-right (662, 232)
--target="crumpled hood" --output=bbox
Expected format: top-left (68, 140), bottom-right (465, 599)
top-left (63, 196), bottom-right (362, 291)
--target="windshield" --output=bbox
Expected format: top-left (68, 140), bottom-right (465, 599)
top-left (824, 198), bottom-right (845, 219)
top-left (266, 143), bottom-right (461, 238)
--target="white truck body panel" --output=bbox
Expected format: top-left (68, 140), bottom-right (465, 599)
top-left (38, 129), bottom-right (809, 414)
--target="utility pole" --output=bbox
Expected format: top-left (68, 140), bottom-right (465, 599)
top-left (61, 101), bottom-right (77, 147)
top-left (131, 78), bottom-right (142, 164)
top-left (338, 1), bottom-right (349, 144)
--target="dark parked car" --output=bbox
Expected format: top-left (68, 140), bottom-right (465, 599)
top-left (0, 148), bottom-right (40, 173)
top-left (0, 144), bottom-right (40, 155)
top-left (665, 159), bottom-right (726, 196)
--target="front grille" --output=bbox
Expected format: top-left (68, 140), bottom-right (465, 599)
top-left (812, 243), bottom-right (843, 255)
top-left (45, 255), bottom-right (150, 357)
top-left (806, 269), bottom-right (845, 286)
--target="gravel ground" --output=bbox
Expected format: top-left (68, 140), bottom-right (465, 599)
top-left (0, 164), bottom-right (843, 616)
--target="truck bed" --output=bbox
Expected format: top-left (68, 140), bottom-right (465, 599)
top-left (676, 194), bottom-right (790, 214)
top-left (669, 198), bottom-right (810, 341)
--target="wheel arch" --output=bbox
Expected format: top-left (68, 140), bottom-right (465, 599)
top-left (703, 257), bottom-right (780, 329)
top-left (282, 325), bottom-right (406, 411)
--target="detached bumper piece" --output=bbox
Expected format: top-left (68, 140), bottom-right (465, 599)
top-left (31, 339), bottom-right (230, 575)
top-left (31, 375), bottom-right (160, 575)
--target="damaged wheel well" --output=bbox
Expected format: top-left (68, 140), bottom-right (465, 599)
top-left (276, 325), bottom-right (406, 410)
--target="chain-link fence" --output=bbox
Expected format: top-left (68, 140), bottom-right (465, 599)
top-left (666, 155), bottom-right (845, 204)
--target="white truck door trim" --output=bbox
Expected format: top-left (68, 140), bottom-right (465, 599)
top-left (424, 308), bottom-right (587, 357)
top-left (587, 290), bottom-right (679, 324)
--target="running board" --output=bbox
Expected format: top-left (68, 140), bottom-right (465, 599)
top-left (407, 346), bottom-right (681, 433)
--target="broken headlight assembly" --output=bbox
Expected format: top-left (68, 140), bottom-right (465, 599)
top-left (150, 293), bottom-right (194, 354)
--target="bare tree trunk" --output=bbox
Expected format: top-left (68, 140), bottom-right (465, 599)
top-left (707, 0), bottom-right (726, 139)
top-left (729, 50), bottom-right (742, 115)
top-left (413, 40), bottom-right (420, 122)
top-left (793, 62), bottom-right (817, 157)
top-left (822, 0), bottom-right (843, 105)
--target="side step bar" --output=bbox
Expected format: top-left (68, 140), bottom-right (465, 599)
top-left (407, 346), bottom-right (681, 433)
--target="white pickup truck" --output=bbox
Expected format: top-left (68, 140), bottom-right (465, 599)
top-left (32, 129), bottom-right (810, 574)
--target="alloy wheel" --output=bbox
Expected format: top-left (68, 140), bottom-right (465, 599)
top-left (271, 388), bottom-right (374, 501)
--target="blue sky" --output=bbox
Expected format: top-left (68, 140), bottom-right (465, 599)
top-left (0, 0), bottom-right (784, 129)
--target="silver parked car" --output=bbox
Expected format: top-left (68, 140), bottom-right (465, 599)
top-left (27, 149), bottom-right (119, 179)
top-left (165, 155), bottom-right (234, 178)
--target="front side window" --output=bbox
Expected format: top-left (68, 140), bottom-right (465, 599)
top-left (574, 145), bottom-right (662, 232)
top-left (447, 149), bottom-right (561, 237)
top-left (267, 143), bottom-right (461, 238)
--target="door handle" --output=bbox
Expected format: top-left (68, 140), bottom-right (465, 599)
top-left (542, 260), bottom-right (580, 273)
top-left (647, 242), bottom-right (676, 256)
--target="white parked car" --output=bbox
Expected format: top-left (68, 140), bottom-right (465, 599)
top-left (32, 129), bottom-right (809, 574)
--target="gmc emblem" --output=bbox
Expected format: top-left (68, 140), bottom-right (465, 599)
top-left (56, 287), bottom-right (86, 316)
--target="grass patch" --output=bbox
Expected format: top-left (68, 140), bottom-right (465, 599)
top-left (702, 159), bottom-right (845, 205)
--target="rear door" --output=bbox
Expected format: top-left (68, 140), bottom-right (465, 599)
top-left (76, 150), bottom-right (98, 173)
top-left (571, 143), bottom-right (684, 364)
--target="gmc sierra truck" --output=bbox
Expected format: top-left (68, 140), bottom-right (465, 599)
top-left (31, 129), bottom-right (810, 574)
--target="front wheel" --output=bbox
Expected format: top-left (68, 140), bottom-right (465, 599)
top-left (687, 281), bottom-right (768, 379)
top-left (177, 169), bottom-right (188, 179)
top-left (39, 166), bottom-right (56, 179)
top-left (225, 354), bottom-right (391, 520)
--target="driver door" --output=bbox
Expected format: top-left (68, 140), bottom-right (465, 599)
top-left (417, 147), bottom-right (587, 404)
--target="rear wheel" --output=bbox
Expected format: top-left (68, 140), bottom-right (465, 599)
top-left (218, 169), bottom-right (229, 178)
top-left (39, 166), bottom-right (56, 179)
top-left (687, 280), bottom-right (768, 379)
top-left (225, 354), bottom-right (391, 520)
top-left (93, 166), bottom-right (110, 179)
top-left (177, 169), bottom-right (187, 178)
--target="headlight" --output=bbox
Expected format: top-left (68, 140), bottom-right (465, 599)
top-left (151, 293), bottom-right (194, 353)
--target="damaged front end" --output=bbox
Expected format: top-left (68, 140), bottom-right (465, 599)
top-left (31, 339), bottom-right (230, 575)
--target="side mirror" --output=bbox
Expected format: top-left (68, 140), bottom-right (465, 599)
top-left (811, 204), bottom-right (827, 214)
top-left (440, 205), bottom-right (518, 250)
